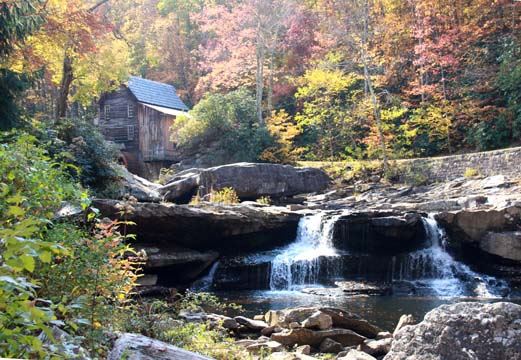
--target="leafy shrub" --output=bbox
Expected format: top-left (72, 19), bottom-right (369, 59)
top-left (121, 293), bottom-right (245, 360)
top-left (259, 110), bottom-right (304, 164)
top-left (171, 88), bottom-right (276, 163)
top-left (256, 196), bottom-right (271, 205)
top-left (209, 187), bottom-right (240, 204)
top-left (468, 116), bottom-right (510, 151)
top-left (34, 118), bottom-right (121, 190)
top-left (0, 133), bottom-right (140, 358)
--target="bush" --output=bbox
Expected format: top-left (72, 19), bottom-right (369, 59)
top-left (172, 88), bottom-right (276, 163)
top-left (256, 196), bottom-right (271, 205)
top-left (464, 168), bottom-right (480, 178)
top-left (468, 116), bottom-right (510, 151)
top-left (209, 187), bottom-right (240, 204)
top-left (0, 133), bottom-right (140, 358)
top-left (33, 118), bottom-right (121, 190)
top-left (122, 293), bottom-right (246, 360)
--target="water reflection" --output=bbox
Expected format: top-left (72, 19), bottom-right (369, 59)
top-left (215, 290), bottom-right (521, 331)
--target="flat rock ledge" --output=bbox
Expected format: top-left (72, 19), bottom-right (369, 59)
top-left (107, 333), bottom-right (215, 360)
top-left (92, 199), bottom-right (301, 251)
top-left (384, 302), bottom-right (521, 360)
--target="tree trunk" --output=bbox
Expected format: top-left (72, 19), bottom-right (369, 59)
top-left (267, 46), bottom-right (275, 115)
top-left (361, 0), bottom-right (388, 171)
top-left (362, 55), bottom-right (388, 172)
top-left (56, 54), bottom-right (73, 120)
top-left (255, 28), bottom-right (265, 124)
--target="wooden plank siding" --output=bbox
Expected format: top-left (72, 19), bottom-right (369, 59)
top-left (98, 84), bottom-right (181, 179)
top-left (99, 87), bottom-right (139, 152)
top-left (137, 104), bottom-right (176, 161)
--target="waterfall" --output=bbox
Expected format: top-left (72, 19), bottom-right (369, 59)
top-left (191, 261), bottom-right (219, 292)
top-left (394, 215), bottom-right (502, 298)
top-left (269, 213), bottom-right (342, 290)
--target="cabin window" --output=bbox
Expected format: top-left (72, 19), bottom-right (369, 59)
top-left (104, 104), bottom-right (110, 120)
top-left (127, 103), bottom-right (134, 118)
top-left (127, 125), bottom-right (135, 141)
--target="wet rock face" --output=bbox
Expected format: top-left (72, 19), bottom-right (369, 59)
top-left (332, 212), bottom-right (427, 254)
top-left (436, 206), bottom-right (521, 278)
top-left (93, 199), bottom-right (300, 252)
top-left (213, 258), bottom-right (271, 290)
top-left (384, 302), bottom-right (521, 360)
top-left (136, 245), bottom-right (219, 286)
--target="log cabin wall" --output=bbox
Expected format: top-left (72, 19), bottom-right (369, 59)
top-left (99, 87), bottom-right (139, 155)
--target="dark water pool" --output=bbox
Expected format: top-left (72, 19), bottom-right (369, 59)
top-left (214, 290), bottom-right (521, 331)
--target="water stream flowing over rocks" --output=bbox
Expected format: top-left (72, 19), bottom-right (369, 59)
top-left (217, 211), bottom-right (508, 297)
top-left (270, 213), bottom-right (342, 290)
top-left (392, 216), bottom-right (504, 297)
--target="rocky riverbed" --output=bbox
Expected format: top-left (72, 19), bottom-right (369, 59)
top-left (108, 301), bottom-right (521, 360)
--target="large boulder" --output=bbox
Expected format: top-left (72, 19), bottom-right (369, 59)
top-left (480, 231), bottom-right (521, 261)
top-left (107, 333), bottom-right (214, 360)
top-left (384, 302), bottom-right (521, 360)
top-left (158, 162), bottom-right (330, 202)
top-left (265, 307), bottom-right (381, 339)
top-left (116, 165), bottom-right (161, 202)
top-left (436, 206), bottom-right (521, 277)
top-left (92, 199), bottom-right (300, 252)
top-left (271, 328), bottom-right (366, 347)
top-left (319, 308), bottom-right (382, 338)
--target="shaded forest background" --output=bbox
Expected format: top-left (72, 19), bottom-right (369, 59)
top-left (2, 0), bottom-right (521, 163)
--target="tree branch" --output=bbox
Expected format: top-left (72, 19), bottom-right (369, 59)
top-left (89, 0), bottom-right (109, 12)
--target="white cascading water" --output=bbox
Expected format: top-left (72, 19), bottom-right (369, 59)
top-left (394, 215), bottom-right (501, 298)
top-left (269, 213), bottom-right (342, 290)
top-left (190, 261), bottom-right (219, 292)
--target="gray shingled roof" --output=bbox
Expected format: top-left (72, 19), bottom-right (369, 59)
top-left (128, 76), bottom-right (189, 111)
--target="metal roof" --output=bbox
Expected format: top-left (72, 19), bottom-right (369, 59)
top-left (143, 104), bottom-right (190, 117)
top-left (127, 76), bottom-right (189, 111)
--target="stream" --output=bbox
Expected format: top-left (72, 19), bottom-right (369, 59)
top-left (193, 211), bottom-right (520, 330)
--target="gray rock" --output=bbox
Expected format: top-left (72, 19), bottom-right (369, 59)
top-left (338, 349), bottom-right (377, 360)
top-left (205, 314), bottom-right (238, 330)
top-left (197, 162), bottom-right (330, 199)
top-left (136, 245), bottom-right (218, 282)
top-left (93, 199), bottom-right (301, 253)
top-left (302, 311), bottom-right (333, 330)
top-left (384, 302), bottom-right (521, 360)
top-left (234, 339), bottom-right (258, 347)
top-left (319, 338), bottom-right (344, 353)
top-left (480, 231), bottom-right (521, 261)
top-left (159, 173), bottom-right (199, 202)
top-left (117, 165), bottom-right (161, 202)
top-left (319, 308), bottom-right (382, 339)
top-left (234, 316), bottom-right (269, 331)
top-left (246, 340), bottom-right (284, 354)
top-left (295, 345), bottom-right (311, 355)
top-left (358, 338), bottom-right (392, 356)
top-left (268, 352), bottom-right (318, 360)
top-left (375, 331), bottom-right (392, 340)
top-left (271, 328), bottom-right (365, 347)
top-left (266, 307), bottom-right (381, 339)
top-left (392, 314), bottom-right (414, 337)
top-left (107, 333), bottom-right (214, 360)
top-left (262, 325), bottom-right (283, 336)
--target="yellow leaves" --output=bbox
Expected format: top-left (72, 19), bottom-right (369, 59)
top-left (20, 255), bottom-right (35, 273)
